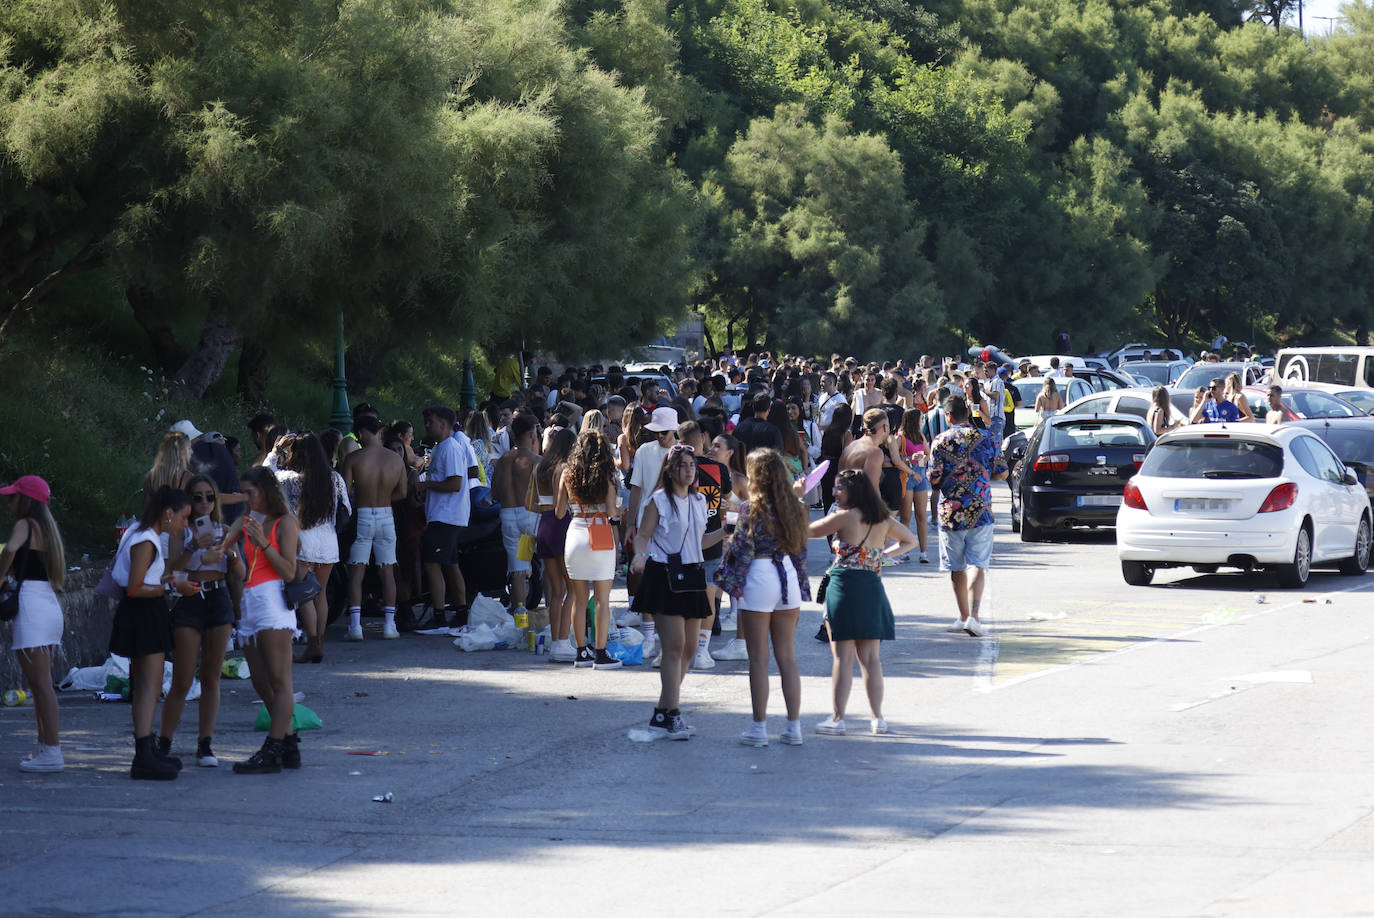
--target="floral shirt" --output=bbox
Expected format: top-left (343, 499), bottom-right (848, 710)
top-left (712, 500), bottom-right (811, 604)
top-left (928, 423), bottom-right (1007, 531)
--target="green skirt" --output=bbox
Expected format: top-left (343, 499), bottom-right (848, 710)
top-left (824, 566), bottom-right (895, 641)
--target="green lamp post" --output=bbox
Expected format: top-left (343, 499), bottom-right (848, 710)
top-left (460, 346), bottom-right (477, 411)
top-left (329, 310), bottom-right (351, 429)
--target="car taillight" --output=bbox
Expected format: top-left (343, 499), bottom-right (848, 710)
top-left (1258, 482), bottom-right (1298, 513)
top-left (1123, 480), bottom-right (1147, 510)
top-left (1132, 453), bottom-right (1146, 469)
top-left (1033, 453), bottom-right (1070, 472)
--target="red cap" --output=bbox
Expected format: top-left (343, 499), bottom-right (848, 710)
top-left (0, 475), bottom-right (51, 505)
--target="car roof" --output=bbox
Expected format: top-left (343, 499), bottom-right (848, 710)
top-left (1118, 359), bottom-right (1189, 368)
top-left (1155, 423), bottom-right (1309, 446)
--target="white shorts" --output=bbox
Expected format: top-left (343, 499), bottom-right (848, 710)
top-left (738, 556), bottom-right (802, 612)
top-left (500, 507), bottom-right (538, 574)
top-left (297, 521), bottom-right (340, 565)
top-left (239, 581), bottom-right (297, 643)
top-left (349, 506), bottom-right (398, 566)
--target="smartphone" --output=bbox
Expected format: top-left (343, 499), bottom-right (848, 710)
top-left (250, 510), bottom-right (267, 527)
top-left (194, 515), bottom-right (214, 539)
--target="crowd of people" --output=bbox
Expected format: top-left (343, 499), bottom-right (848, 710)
top-left (2, 348), bottom-right (1028, 774)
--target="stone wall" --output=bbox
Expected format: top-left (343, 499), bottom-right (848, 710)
top-left (0, 567), bottom-right (114, 692)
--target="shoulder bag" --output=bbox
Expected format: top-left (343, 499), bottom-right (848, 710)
top-left (0, 538), bottom-right (28, 621)
top-left (664, 496), bottom-right (706, 593)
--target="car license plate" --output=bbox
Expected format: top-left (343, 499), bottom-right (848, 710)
top-left (1077, 495), bottom-right (1121, 507)
top-left (1174, 498), bottom-right (1229, 512)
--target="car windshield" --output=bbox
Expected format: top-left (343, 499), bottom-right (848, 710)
top-left (1176, 364), bottom-right (1248, 390)
top-left (1337, 390), bottom-right (1374, 414)
top-left (1120, 363), bottom-right (1173, 384)
top-left (1250, 390), bottom-right (1360, 420)
top-left (1141, 438), bottom-right (1284, 479)
top-left (1047, 421), bottom-right (1148, 449)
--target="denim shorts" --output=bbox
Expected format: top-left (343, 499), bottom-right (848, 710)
top-left (906, 466), bottom-right (931, 493)
top-left (938, 523), bottom-right (994, 572)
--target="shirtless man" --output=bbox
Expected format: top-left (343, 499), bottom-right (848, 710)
top-left (493, 414), bottom-right (540, 609)
top-left (840, 408), bottom-right (902, 515)
top-left (340, 415), bottom-right (408, 640)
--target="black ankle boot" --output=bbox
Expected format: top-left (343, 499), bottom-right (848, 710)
top-left (233, 737), bottom-right (284, 774)
top-left (131, 735), bottom-right (178, 781)
top-left (154, 735), bottom-right (183, 771)
top-left (281, 733), bottom-right (301, 770)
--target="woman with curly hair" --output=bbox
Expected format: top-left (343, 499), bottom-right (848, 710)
top-left (276, 433), bottom-right (350, 653)
top-left (556, 429), bottom-right (621, 669)
top-left (713, 448), bottom-right (811, 747)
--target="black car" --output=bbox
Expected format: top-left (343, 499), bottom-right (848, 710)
top-left (1009, 413), bottom-right (1156, 541)
top-left (1292, 416), bottom-right (1374, 509)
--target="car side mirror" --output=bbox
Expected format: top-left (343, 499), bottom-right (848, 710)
top-left (1342, 468), bottom-right (1359, 486)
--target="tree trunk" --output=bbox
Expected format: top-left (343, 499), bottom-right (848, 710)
top-left (702, 313), bottom-right (718, 360)
top-left (169, 309), bottom-right (241, 401)
top-left (125, 284), bottom-right (189, 373)
top-left (236, 333), bottom-right (271, 404)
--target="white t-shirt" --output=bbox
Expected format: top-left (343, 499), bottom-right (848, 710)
top-left (426, 435), bottom-right (473, 526)
top-left (629, 440), bottom-right (672, 526)
top-left (818, 391), bottom-right (844, 427)
top-left (983, 376), bottom-right (1005, 421)
top-left (646, 490), bottom-right (707, 564)
top-left (114, 527), bottom-right (164, 588)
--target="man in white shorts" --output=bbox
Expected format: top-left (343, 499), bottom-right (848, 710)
top-left (493, 414), bottom-right (541, 610)
top-left (340, 416), bottom-right (408, 640)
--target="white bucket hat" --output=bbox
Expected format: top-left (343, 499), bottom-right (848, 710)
top-left (644, 406), bottom-right (679, 432)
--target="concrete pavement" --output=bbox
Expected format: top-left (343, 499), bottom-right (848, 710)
top-left (1, 494), bottom-right (1371, 916)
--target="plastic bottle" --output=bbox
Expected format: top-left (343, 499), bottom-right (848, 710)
top-left (3, 689), bottom-right (29, 706)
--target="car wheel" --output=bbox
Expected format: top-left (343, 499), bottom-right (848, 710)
top-left (1191, 564), bottom-right (1219, 574)
top-left (1275, 524), bottom-right (1312, 588)
top-left (1019, 500), bottom-right (1043, 542)
top-left (1121, 560), bottom-right (1154, 585)
top-left (1338, 516), bottom-right (1371, 576)
top-left (1010, 486), bottom-right (1021, 533)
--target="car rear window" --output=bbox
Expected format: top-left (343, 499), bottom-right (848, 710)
top-left (1046, 421), bottom-right (1148, 449)
top-left (1140, 438), bottom-right (1284, 479)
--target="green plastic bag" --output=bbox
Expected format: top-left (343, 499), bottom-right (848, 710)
top-left (104, 674), bottom-right (130, 700)
top-left (254, 702), bottom-right (323, 731)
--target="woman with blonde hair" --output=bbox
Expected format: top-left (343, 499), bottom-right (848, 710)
top-left (556, 429), bottom-right (621, 669)
top-left (1034, 377), bottom-right (1064, 420)
top-left (580, 409), bottom-right (606, 435)
top-left (1225, 372), bottom-right (1255, 421)
top-left (0, 476), bottom-right (67, 772)
top-left (714, 449), bottom-right (811, 747)
top-left (143, 432), bottom-right (193, 504)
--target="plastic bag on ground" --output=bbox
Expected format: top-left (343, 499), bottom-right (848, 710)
top-left (254, 702), bottom-right (324, 731)
top-left (608, 626), bottom-right (644, 646)
top-left (60, 655), bottom-right (130, 693)
top-left (606, 640), bottom-right (642, 666)
top-left (468, 594), bottom-right (514, 629)
top-left (221, 657), bottom-right (251, 679)
top-left (452, 623), bottom-right (498, 652)
top-left (492, 622), bottom-right (522, 647)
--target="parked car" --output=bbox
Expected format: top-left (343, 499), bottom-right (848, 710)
top-left (1009, 377), bottom-right (1095, 429)
top-left (1116, 425), bottom-right (1371, 587)
top-left (1009, 413), bottom-right (1155, 541)
top-left (1175, 361), bottom-right (1267, 391)
top-left (1117, 360), bottom-right (1190, 386)
top-left (1241, 386), bottom-right (1363, 421)
top-left (1293, 417), bottom-right (1374, 509)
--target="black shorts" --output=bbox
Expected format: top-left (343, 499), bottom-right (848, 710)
top-left (422, 521), bottom-right (464, 565)
top-left (109, 595), bottom-right (174, 659)
top-left (170, 586), bottom-right (234, 632)
top-left (879, 468), bottom-right (903, 512)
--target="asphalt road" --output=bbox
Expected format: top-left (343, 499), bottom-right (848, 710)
top-left (2, 491), bottom-right (1372, 917)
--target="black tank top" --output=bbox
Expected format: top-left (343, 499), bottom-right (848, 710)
top-left (16, 545), bottom-right (47, 582)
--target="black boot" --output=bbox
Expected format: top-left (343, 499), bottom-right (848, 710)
top-left (154, 735), bottom-right (183, 771)
top-left (131, 735), bottom-right (178, 781)
top-left (233, 737), bottom-right (284, 774)
top-left (281, 733), bottom-right (301, 770)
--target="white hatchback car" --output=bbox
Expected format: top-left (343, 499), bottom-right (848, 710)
top-left (1116, 425), bottom-right (1371, 587)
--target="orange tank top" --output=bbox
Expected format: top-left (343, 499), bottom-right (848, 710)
top-left (244, 517), bottom-right (284, 588)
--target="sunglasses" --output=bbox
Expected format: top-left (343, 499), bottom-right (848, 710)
top-left (190, 492), bottom-right (216, 502)
top-left (669, 443), bottom-right (695, 454)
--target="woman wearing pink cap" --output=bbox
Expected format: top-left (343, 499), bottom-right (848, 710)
top-left (0, 475), bottom-right (67, 773)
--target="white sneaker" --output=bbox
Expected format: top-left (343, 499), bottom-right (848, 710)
top-left (381, 622), bottom-right (400, 640)
top-left (780, 723), bottom-right (804, 746)
top-left (815, 718), bottom-right (846, 735)
top-left (718, 609), bottom-right (738, 631)
top-left (345, 623), bottom-right (364, 641)
top-left (18, 745), bottom-right (63, 773)
top-left (650, 652), bottom-right (663, 669)
top-left (871, 717), bottom-right (890, 735)
top-left (964, 616), bottom-right (984, 637)
top-left (739, 722), bottom-right (769, 747)
top-left (691, 646), bottom-right (716, 670)
top-left (897, 553), bottom-right (912, 564)
top-left (549, 639), bottom-right (577, 663)
top-left (641, 633), bottom-right (661, 661)
top-left (919, 552), bottom-right (929, 563)
top-left (616, 610), bottom-right (643, 628)
top-left (946, 619), bottom-right (969, 634)
top-left (712, 637), bottom-right (749, 661)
